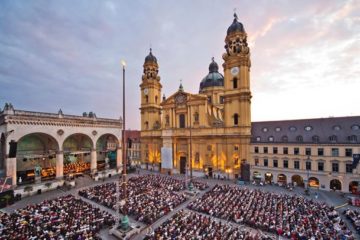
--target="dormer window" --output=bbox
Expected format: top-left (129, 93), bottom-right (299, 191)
top-left (282, 135), bottom-right (288, 142)
top-left (348, 135), bottom-right (357, 143)
top-left (312, 135), bottom-right (320, 143)
top-left (296, 135), bottom-right (303, 142)
top-left (329, 135), bottom-right (337, 142)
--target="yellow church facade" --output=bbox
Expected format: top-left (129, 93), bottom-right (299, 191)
top-left (140, 14), bottom-right (251, 179)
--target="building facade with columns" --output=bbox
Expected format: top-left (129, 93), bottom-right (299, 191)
top-left (250, 117), bottom-right (360, 193)
top-left (0, 103), bottom-right (122, 186)
top-left (140, 14), bottom-right (252, 179)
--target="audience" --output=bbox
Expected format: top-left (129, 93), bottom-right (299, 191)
top-left (188, 185), bottom-right (355, 239)
top-left (0, 195), bottom-right (114, 240)
top-left (343, 208), bottom-right (360, 235)
top-left (79, 174), bottom-right (208, 225)
top-left (144, 210), bottom-right (273, 240)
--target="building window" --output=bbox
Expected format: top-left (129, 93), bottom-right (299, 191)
top-left (262, 127), bottom-right (268, 132)
top-left (283, 147), bottom-right (288, 154)
top-left (333, 125), bottom-right (341, 131)
top-left (283, 160), bottom-right (288, 168)
top-left (155, 95), bottom-right (158, 103)
top-left (254, 146), bottom-right (259, 153)
top-left (273, 147), bottom-right (278, 154)
top-left (296, 135), bottom-right (303, 142)
top-left (273, 159), bottom-right (278, 168)
top-left (264, 159), bottom-right (268, 167)
top-left (256, 136), bottom-right (261, 142)
top-left (345, 148), bottom-right (352, 157)
top-left (289, 126), bottom-right (297, 132)
top-left (145, 95), bottom-right (149, 103)
top-left (219, 96), bottom-right (224, 104)
top-left (346, 163), bottom-right (353, 173)
top-left (332, 162), bottom-right (339, 172)
top-left (263, 147), bottom-right (268, 154)
top-left (294, 161), bottom-right (300, 169)
top-left (282, 135), bottom-right (288, 142)
top-left (318, 162), bottom-right (324, 171)
top-left (233, 78), bottom-right (238, 89)
top-left (351, 125), bottom-right (360, 130)
top-left (194, 112), bottom-right (199, 122)
top-left (165, 115), bottom-right (170, 125)
top-left (207, 96), bottom-right (212, 103)
top-left (294, 147), bottom-right (299, 155)
top-left (305, 148), bottom-right (311, 156)
top-left (306, 162), bottom-right (311, 170)
top-left (179, 114), bottom-right (185, 128)
top-left (348, 135), bottom-right (357, 143)
top-left (331, 148), bottom-right (339, 157)
top-left (268, 136), bottom-right (274, 142)
top-left (329, 135), bottom-right (337, 143)
top-left (255, 158), bottom-right (259, 166)
top-left (312, 135), bottom-right (320, 143)
top-left (318, 148), bottom-right (324, 156)
top-left (304, 126), bottom-right (313, 131)
top-left (145, 121), bottom-right (149, 130)
top-left (234, 114), bottom-right (239, 125)
top-left (275, 127), bottom-right (281, 132)
top-left (234, 145), bottom-right (239, 151)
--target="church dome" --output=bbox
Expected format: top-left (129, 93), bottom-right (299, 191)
top-left (227, 13), bottom-right (245, 35)
top-left (199, 58), bottom-right (224, 91)
top-left (144, 48), bottom-right (157, 63)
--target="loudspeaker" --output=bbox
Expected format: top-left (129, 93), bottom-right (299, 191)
top-left (8, 140), bottom-right (17, 158)
top-left (241, 163), bottom-right (251, 181)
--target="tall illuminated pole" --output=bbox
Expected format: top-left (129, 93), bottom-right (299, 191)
top-left (120, 60), bottom-right (129, 230)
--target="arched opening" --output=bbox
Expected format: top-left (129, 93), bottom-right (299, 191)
top-left (16, 133), bottom-right (59, 185)
top-left (252, 171), bottom-right (261, 181)
top-left (264, 172), bottom-right (273, 183)
top-left (145, 95), bottom-right (149, 103)
top-left (62, 133), bottom-right (93, 177)
top-left (330, 179), bottom-right (342, 191)
top-left (349, 181), bottom-right (359, 194)
top-left (291, 175), bottom-right (304, 187)
top-left (145, 121), bottom-right (149, 130)
top-left (0, 133), bottom-right (5, 169)
top-left (155, 95), bottom-right (158, 104)
top-left (308, 177), bottom-right (320, 188)
top-left (233, 78), bottom-right (238, 89)
top-left (277, 174), bottom-right (287, 185)
top-left (234, 114), bottom-right (239, 126)
top-left (96, 134), bottom-right (119, 171)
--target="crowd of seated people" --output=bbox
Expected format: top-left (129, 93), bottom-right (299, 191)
top-left (188, 185), bottom-right (355, 239)
top-left (0, 195), bottom-right (114, 240)
top-left (79, 174), bottom-right (208, 225)
top-left (343, 208), bottom-right (360, 235)
top-left (144, 210), bottom-right (274, 240)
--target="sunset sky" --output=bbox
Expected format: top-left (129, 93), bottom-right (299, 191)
top-left (0, 0), bottom-right (359, 129)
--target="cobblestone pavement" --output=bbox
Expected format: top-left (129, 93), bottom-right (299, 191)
top-left (2, 169), bottom-right (359, 240)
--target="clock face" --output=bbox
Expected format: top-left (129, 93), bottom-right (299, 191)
top-left (231, 67), bottom-right (239, 76)
top-left (175, 94), bottom-right (186, 104)
top-left (143, 88), bottom-right (149, 95)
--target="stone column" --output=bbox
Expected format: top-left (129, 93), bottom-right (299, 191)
top-left (6, 157), bottom-right (17, 186)
top-left (116, 147), bottom-right (122, 173)
top-left (56, 151), bottom-right (64, 179)
top-left (91, 149), bottom-right (97, 173)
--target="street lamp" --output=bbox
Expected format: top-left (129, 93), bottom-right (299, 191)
top-left (120, 59), bottom-right (129, 230)
top-left (306, 155), bottom-right (310, 193)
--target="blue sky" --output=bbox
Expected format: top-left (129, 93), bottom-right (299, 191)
top-left (0, 0), bottom-right (359, 129)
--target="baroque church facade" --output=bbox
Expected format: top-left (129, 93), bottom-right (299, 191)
top-left (140, 14), bottom-right (251, 179)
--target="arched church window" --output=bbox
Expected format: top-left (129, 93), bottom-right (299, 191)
top-left (165, 115), bottom-right (170, 125)
top-left (234, 113), bottom-right (239, 126)
top-left (233, 78), bottom-right (238, 89)
top-left (145, 121), bottom-right (149, 130)
top-left (145, 96), bottom-right (149, 103)
top-left (155, 96), bottom-right (158, 104)
top-left (179, 114), bottom-right (185, 128)
top-left (194, 112), bottom-right (199, 122)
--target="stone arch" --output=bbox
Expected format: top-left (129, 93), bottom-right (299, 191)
top-left (264, 172), bottom-right (273, 183)
top-left (277, 174), bottom-right (287, 184)
top-left (330, 179), bottom-right (342, 191)
top-left (291, 175), bottom-right (304, 187)
top-left (62, 133), bottom-right (93, 175)
top-left (95, 133), bottom-right (120, 170)
top-left (349, 181), bottom-right (359, 193)
top-left (16, 132), bottom-right (60, 184)
top-left (308, 177), bottom-right (320, 188)
top-left (252, 171), bottom-right (262, 181)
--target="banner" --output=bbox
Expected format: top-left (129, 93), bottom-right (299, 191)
top-left (161, 147), bottom-right (173, 169)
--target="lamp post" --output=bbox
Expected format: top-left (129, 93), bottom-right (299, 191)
top-left (120, 59), bottom-right (129, 230)
top-left (306, 155), bottom-right (310, 193)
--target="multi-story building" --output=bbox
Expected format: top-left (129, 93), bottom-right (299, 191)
top-left (140, 13), bottom-right (252, 179)
top-left (251, 117), bottom-right (360, 193)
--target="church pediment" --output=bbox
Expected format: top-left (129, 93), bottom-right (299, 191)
top-left (161, 91), bottom-right (207, 106)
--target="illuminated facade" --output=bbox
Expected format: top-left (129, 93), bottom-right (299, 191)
top-left (140, 14), bottom-right (252, 178)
